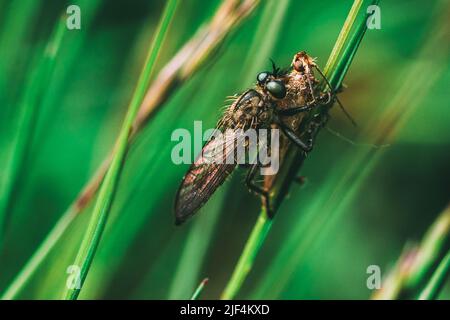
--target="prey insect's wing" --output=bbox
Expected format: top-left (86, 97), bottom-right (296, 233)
top-left (174, 131), bottom-right (245, 225)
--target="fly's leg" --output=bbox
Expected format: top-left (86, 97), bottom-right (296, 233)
top-left (320, 91), bottom-right (332, 104)
top-left (313, 66), bottom-right (356, 126)
top-left (278, 121), bottom-right (313, 152)
top-left (277, 104), bottom-right (314, 117)
top-left (306, 71), bottom-right (335, 106)
top-left (278, 114), bottom-right (328, 153)
top-left (245, 164), bottom-right (273, 218)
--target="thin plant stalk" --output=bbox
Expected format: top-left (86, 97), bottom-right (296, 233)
top-left (256, 2), bottom-right (449, 296)
top-left (407, 205), bottom-right (450, 293)
top-left (322, 0), bottom-right (362, 76)
top-left (418, 250), bottom-right (450, 300)
top-left (2, 0), bottom-right (260, 300)
top-left (0, 18), bottom-right (66, 243)
top-left (168, 0), bottom-right (288, 300)
top-left (221, 0), bottom-right (378, 299)
top-left (221, 210), bottom-right (272, 299)
top-left (190, 278), bottom-right (209, 300)
top-left (62, 0), bottom-right (179, 299)
top-left (373, 202), bottom-right (450, 300)
top-left (167, 200), bottom-right (221, 299)
top-left (1, 206), bottom-right (77, 300)
top-left (1, 1), bottom-right (104, 300)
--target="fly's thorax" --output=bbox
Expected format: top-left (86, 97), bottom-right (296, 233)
top-left (285, 72), bottom-right (318, 106)
top-left (226, 89), bottom-right (274, 130)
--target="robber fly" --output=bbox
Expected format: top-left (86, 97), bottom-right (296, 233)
top-left (174, 51), bottom-right (345, 225)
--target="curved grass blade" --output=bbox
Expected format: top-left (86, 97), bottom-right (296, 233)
top-left (221, 210), bottom-right (272, 299)
top-left (221, 0), bottom-right (378, 299)
top-left (1, 0), bottom-right (104, 300)
top-left (0, 15), bottom-right (65, 244)
top-left (373, 203), bottom-right (450, 300)
top-left (3, 0), bottom-right (260, 300)
top-left (168, 0), bottom-right (289, 300)
top-left (62, 0), bottom-right (179, 299)
top-left (191, 278), bottom-right (209, 300)
top-left (419, 251), bottom-right (450, 300)
top-left (256, 1), bottom-right (448, 299)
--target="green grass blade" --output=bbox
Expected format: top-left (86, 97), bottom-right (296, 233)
top-left (255, 1), bottom-right (448, 299)
top-left (407, 204), bottom-right (450, 292)
top-left (328, 0), bottom-right (380, 89)
top-left (221, 211), bottom-right (272, 299)
top-left (0, 1), bottom-right (40, 100)
top-left (61, 0), bottom-right (179, 299)
top-left (3, 0), bottom-right (259, 300)
top-left (373, 203), bottom-right (450, 299)
top-left (1, 207), bottom-right (77, 299)
top-left (168, 0), bottom-right (288, 300)
top-left (419, 250), bottom-right (450, 300)
top-left (167, 193), bottom-right (225, 299)
top-left (0, 1), bottom-right (104, 299)
top-left (322, 0), bottom-right (363, 77)
top-left (221, 0), bottom-right (376, 300)
top-left (190, 278), bottom-right (209, 300)
top-left (1, 0), bottom-right (445, 301)
top-left (241, 0), bottom-right (291, 85)
top-left (0, 18), bottom-right (66, 243)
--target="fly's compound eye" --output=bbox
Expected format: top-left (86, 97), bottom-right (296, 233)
top-left (256, 72), bottom-right (270, 86)
top-left (266, 80), bottom-right (286, 99)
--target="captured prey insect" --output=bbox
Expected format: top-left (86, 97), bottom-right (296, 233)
top-left (174, 51), bottom-right (348, 225)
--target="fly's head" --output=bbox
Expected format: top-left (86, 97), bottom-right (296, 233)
top-left (256, 71), bottom-right (287, 100)
top-left (255, 68), bottom-right (294, 117)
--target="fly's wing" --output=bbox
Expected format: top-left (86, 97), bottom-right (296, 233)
top-left (175, 131), bottom-right (244, 225)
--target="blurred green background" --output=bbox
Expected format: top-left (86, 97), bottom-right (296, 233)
top-left (0, 0), bottom-right (448, 299)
